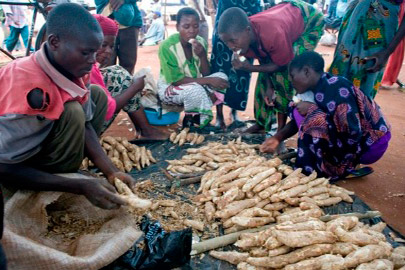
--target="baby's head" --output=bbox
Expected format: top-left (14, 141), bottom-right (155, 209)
top-left (218, 7), bottom-right (252, 54)
top-left (289, 51), bottom-right (325, 94)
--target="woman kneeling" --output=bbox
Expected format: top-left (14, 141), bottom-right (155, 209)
top-left (261, 52), bottom-right (391, 180)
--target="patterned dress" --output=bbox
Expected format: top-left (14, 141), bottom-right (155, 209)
top-left (253, 0), bottom-right (324, 132)
top-left (329, 0), bottom-right (402, 98)
top-left (294, 73), bottom-right (390, 180)
top-left (100, 65), bottom-right (141, 131)
top-left (210, 0), bottom-right (262, 111)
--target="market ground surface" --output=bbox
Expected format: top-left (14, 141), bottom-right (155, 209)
top-left (1, 22), bottom-right (404, 235)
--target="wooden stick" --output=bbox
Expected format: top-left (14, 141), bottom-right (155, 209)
top-left (190, 224), bottom-right (274, 255)
top-left (190, 211), bottom-right (382, 255)
top-left (0, 48), bottom-right (15, 60)
top-left (171, 175), bottom-right (203, 187)
top-left (319, 211), bottom-right (381, 222)
top-left (175, 172), bottom-right (206, 179)
top-left (162, 169), bottom-right (174, 181)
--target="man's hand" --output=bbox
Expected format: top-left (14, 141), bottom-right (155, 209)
top-left (81, 178), bottom-right (127, 209)
top-left (206, 77), bottom-right (229, 89)
top-left (191, 40), bottom-right (206, 58)
top-left (232, 57), bottom-right (251, 71)
top-left (264, 87), bottom-right (275, 107)
top-left (110, 0), bottom-right (124, 11)
top-left (365, 50), bottom-right (389, 73)
top-left (108, 171), bottom-right (137, 191)
top-left (296, 101), bottom-right (313, 116)
top-left (260, 136), bottom-right (280, 153)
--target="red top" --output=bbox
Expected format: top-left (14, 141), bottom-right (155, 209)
top-left (0, 50), bottom-right (88, 120)
top-left (90, 64), bottom-right (117, 120)
top-left (243, 3), bottom-right (305, 66)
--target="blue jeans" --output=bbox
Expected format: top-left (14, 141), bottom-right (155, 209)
top-left (5, 25), bottom-right (28, 52)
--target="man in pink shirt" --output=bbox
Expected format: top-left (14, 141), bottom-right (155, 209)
top-left (0, 4), bottom-right (136, 210)
top-left (218, 1), bottom-right (324, 138)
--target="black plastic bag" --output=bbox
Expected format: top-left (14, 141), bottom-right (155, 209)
top-left (104, 216), bottom-right (192, 270)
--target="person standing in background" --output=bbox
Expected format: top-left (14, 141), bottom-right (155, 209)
top-left (329, 0), bottom-right (405, 99)
top-left (210, 0), bottom-right (262, 130)
top-left (187, 0), bottom-right (209, 43)
top-left (95, 0), bottom-right (143, 74)
top-left (381, 1), bottom-right (405, 89)
top-left (1, 0), bottom-right (29, 53)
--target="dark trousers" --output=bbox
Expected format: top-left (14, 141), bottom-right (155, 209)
top-left (26, 85), bottom-right (107, 173)
top-left (110, 26), bottom-right (139, 74)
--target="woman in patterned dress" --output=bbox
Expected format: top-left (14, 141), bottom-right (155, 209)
top-left (157, 7), bottom-right (229, 128)
top-left (329, 0), bottom-right (405, 98)
top-left (90, 15), bottom-right (167, 139)
top-left (261, 52), bottom-right (391, 180)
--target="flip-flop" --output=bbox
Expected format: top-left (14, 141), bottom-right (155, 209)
top-left (345, 166), bottom-right (374, 179)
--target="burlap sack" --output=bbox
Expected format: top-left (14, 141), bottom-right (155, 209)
top-left (1, 173), bottom-right (142, 270)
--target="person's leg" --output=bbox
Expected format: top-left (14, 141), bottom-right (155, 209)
top-left (89, 85), bottom-right (108, 136)
top-left (99, 65), bottom-right (167, 139)
top-left (162, 82), bottom-right (214, 128)
top-left (360, 132), bottom-right (391, 165)
top-left (215, 104), bottom-right (226, 130)
top-left (127, 107), bottom-right (168, 140)
top-left (20, 25), bottom-right (29, 49)
top-left (5, 26), bottom-right (19, 52)
top-left (277, 113), bottom-right (287, 131)
top-left (27, 101), bottom-right (86, 173)
top-left (117, 26), bottom-right (139, 74)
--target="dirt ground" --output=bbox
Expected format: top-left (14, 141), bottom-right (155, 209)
top-left (1, 22), bottom-right (404, 235)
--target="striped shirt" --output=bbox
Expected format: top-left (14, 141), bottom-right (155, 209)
top-left (2, 0), bottom-right (28, 29)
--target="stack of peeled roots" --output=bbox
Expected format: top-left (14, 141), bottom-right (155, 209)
top-left (209, 215), bottom-right (405, 270)
top-left (81, 136), bottom-right (157, 172)
top-left (169, 128), bottom-right (205, 146)
top-left (166, 138), bottom-right (259, 174)
top-left (195, 155), bottom-right (354, 234)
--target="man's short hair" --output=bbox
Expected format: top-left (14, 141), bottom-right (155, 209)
top-left (218, 7), bottom-right (250, 35)
top-left (289, 51), bottom-right (325, 74)
top-left (46, 3), bottom-right (102, 40)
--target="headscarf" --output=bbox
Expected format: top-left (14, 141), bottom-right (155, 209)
top-left (93, 14), bottom-right (119, 36)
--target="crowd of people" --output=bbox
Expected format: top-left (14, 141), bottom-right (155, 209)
top-left (0, 0), bottom-right (404, 268)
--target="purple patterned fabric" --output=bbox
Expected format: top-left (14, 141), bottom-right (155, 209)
top-left (291, 73), bottom-right (390, 180)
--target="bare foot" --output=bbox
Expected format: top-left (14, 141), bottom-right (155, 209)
top-left (140, 126), bottom-right (169, 140)
top-left (215, 114), bottom-right (227, 131)
top-left (236, 123), bottom-right (264, 134)
top-left (215, 119), bottom-right (227, 131)
top-left (230, 109), bottom-right (242, 122)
